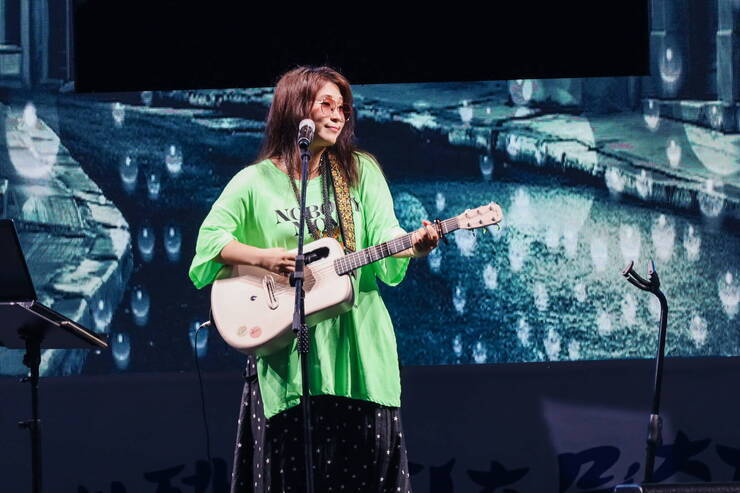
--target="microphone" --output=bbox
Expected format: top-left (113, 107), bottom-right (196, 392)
top-left (297, 119), bottom-right (315, 150)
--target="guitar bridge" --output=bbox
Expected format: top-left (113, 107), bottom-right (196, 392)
top-left (262, 275), bottom-right (279, 310)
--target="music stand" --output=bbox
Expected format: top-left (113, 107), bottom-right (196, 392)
top-left (0, 219), bottom-right (108, 493)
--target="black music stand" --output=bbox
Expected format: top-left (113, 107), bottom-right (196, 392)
top-left (0, 219), bottom-right (108, 493)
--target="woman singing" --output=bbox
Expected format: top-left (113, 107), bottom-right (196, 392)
top-left (189, 66), bottom-right (438, 492)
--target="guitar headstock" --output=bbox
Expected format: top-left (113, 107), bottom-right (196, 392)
top-left (455, 202), bottom-right (504, 230)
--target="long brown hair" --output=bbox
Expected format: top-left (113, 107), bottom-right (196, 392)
top-left (255, 66), bottom-right (361, 187)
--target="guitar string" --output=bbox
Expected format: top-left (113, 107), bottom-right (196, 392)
top-left (231, 217), bottom-right (468, 297)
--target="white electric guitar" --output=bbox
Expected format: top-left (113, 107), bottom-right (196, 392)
top-left (210, 202), bottom-right (504, 355)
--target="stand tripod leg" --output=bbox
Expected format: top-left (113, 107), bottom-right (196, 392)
top-left (18, 335), bottom-right (43, 493)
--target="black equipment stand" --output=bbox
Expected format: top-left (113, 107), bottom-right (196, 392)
top-left (1, 218), bottom-right (107, 493)
top-left (622, 260), bottom-right (667, 483)
top-left (1, 304), bottom-right (107, 493)
top-left (289, 144), bottom-right (315, 493)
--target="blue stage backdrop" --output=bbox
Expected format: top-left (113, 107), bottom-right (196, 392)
top-left (0, 75), bottom-right (738, 377)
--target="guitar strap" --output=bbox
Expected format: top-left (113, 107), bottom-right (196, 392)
top-left (327, 152), bottom-right (356, 252)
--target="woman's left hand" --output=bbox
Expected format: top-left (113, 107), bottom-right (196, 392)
top-left (411, 220), bottom-right (440, 258)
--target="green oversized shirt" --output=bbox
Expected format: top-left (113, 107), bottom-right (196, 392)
top-left (189, 153), bottom-right (410, 419)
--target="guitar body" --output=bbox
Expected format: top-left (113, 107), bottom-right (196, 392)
top-left (209, 201), bottom-right (503, 356)
top-left (210, 237), bottom-right (355, 356)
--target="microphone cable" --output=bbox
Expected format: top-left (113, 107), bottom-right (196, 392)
top-left (193, 318), bottom-right (213, 465)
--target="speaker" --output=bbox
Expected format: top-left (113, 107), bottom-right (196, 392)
top-left (615, 483), bottom-right (740, 492)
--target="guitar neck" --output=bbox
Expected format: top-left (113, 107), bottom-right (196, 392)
top-left (334, 217), bottom-right (459, 275)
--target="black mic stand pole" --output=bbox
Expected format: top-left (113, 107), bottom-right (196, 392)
top-left (622, 260), bottom-right (668, 483)
top-left (290, 144), bottom-right (315, 493)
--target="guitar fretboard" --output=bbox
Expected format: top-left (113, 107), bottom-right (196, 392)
top-left (334, 217), bottom-right (458, 275)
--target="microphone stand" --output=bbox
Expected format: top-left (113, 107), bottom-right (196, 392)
top-left (622, 260), bottom-right (668, 483)
top-left (290, 143), bottom-right (315, 493)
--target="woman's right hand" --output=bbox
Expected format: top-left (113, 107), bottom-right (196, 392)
top-left (258, 248), bottom-right (296, 276)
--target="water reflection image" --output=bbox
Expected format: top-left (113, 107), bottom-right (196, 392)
top-left (590, 235), bottom-right (608, 272)
top-left (452, 334), bottom-right (463, 358)
top-left (605, 167), bottom-right (626, 197)
top-left (533, 283), bottom-right (549, 312)
top-left (596, 310), bottom-right (613, 337)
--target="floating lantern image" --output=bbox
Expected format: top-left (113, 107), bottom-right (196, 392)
top-left (141, 91), bottom-right (153, 106)
top-left (458, 100), bottom-right (473, 125)
top-left (479, 154), bottom-right (493, 180)
top-left (147, 171), bottom-right (161, 200)
top-left (574, 283), bottom-right (587, 303)
top-left (452, 285), bottom-right (466, 315)
top-left (119, 155), bottom-right (137, 194)
top-left (452, 334), bottom-right (462, 358)
top-left (683, 225), bottom-right (701, 261)
top-left (112, 102), bottom-right (125, 127)
top-left (7, 101), bottom-right (60, 179)
top-left (92, 298), bottom-right (112, 332)
top-left (427, 247), bottom-right (441, 273)
top-left (435, 192), bottom-right (445, 212)
top-left (137, 224), bottom-right (155, 262)
top-left (544, 328), bottom-right (561, 361)
top-left (482, 264), bottom-right (498, 291)
top-left (508, 235), bottom-right (531, 272)
top-left (636, 170), bottom-right (653, 200)
top-left (533, 282), bottom-right (549, 312)
top-left (698, 180), bottom-right (724, 218)
top-left (621, 293), bottom-right (637, 326)
top-left (165, 144), bottom-right (183, 176)
top-left (666, 138), bottom-right (682, 168)
top-left (590, 235), bottom-right (608, 272)
top-left (619, 224), bottom-right (642, 263)
top-left (567, 340), bottom-right (581, 360)
top-left (516, 317), bottom-right (531, 347)
top-left (509, 79), bottom-right (535, 106)
top-left (688, 314), bottom-right (708, 348)
top-left (131, 286), bottom-right (151, 327)
top-left (651, 214), bottom-right (675, 262)
top-left (596, 309), bottom-right (613, 337)
top-left (643, 99), bottom-right (661, 131)
top-left (111, 332), bottom-right (131, 370)
top-left (605, 167), bottom-right (626, 197)
top-left (718, 271), bottom-right (739, 319)
top-left (472, 341), bottom-right (487, 364)
top-left (453, 229), bottom-right (476, 257)
top-left (659, 42), bottom-right (683, 96)
top-left (164, 224), bottom-right (182, 262)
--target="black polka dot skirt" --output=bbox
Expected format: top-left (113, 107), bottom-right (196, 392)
top-left (230, 361), bottom-right (413, 493)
